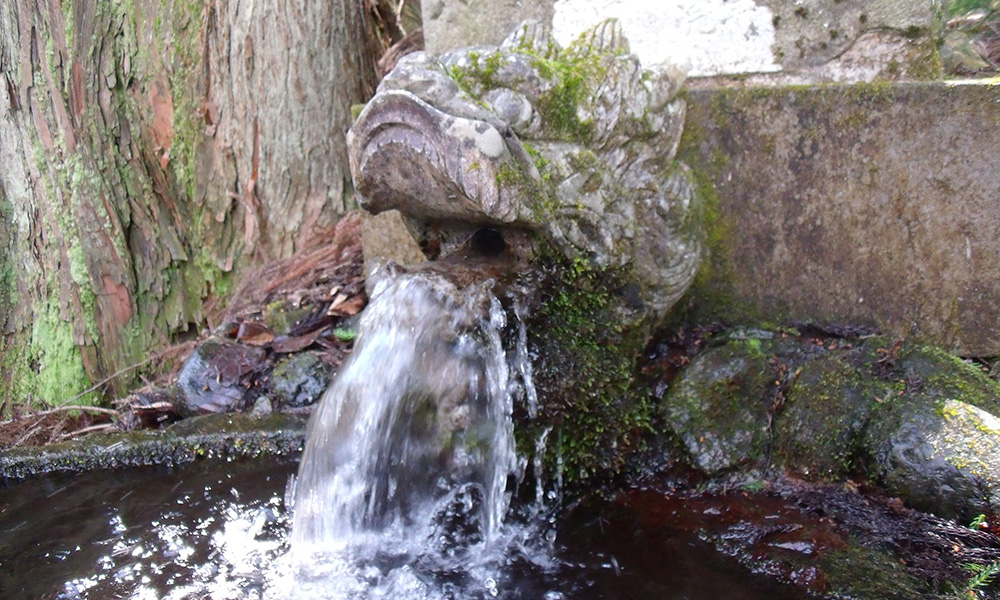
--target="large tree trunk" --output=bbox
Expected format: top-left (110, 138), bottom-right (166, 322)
top-left (0, 0), bottom-right (379, 411)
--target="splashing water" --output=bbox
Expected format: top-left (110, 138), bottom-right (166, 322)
top-left (287, 272), bottom-right (540, 598)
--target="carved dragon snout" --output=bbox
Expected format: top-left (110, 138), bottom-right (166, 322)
top-left (348, 89), bottom-right (535, 225)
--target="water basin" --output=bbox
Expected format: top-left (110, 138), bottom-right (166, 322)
top-left (0, 455), bottom-right (807, 600)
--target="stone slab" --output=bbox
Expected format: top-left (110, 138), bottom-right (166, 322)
top-left (678, 81), bottom-right (1000, 356)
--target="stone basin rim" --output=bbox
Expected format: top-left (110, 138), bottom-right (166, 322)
top-left (0, 413), bottom-right (308, 481)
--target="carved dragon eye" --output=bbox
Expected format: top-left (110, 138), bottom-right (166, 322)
top-left (470, 228), bottom-right (506, 257)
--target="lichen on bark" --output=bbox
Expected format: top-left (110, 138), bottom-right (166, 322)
top-left (0, 0), bottom-right (377, 412)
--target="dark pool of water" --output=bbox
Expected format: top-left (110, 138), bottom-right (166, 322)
top-left (0, 455), bottom-right (807, 600)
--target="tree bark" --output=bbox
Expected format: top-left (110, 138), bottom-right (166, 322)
top-left (0, 0), bottom-right (378, 411)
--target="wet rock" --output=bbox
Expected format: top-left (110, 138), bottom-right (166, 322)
top-left (661, 341), bottom-right (776, 474)
top-left (773, 356), bottom-right (893, 480)
top-left (862, 395), bottom-right (1000, 522)
top-left (175, 339), bottom-right (266, 416)
top-left (251, 396), bottom-right (274, 415)
top-left (269, 352), bottom-right (334, 409)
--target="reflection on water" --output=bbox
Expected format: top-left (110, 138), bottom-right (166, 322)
top-left (0, 454), bottom-right (806, 600)
top-left (0, 457), bottom-right (293, 600)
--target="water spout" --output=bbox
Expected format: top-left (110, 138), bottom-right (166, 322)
top-left (290, 271), bottom-right (527, 593)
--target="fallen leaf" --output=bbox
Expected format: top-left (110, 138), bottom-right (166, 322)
top-left (328, 292), bottom-right (349, 310)
top-left (328, 294), bottom-right (365, 317)
top-left (236, 321), bottom-right (275, 346)
top-left (271, 327), bottom-right (327, 353)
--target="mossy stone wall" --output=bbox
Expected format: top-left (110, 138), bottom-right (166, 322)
top-left (676, 82), bottom-right (1000, 356)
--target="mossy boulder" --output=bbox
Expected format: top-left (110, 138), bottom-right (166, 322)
top-left (861, 396), bottom-right (1000, 522)
top-left (660, 340), bottom-right (776, 474)
top-left (659, 331), bottom-right (1000, 522)
top-left (773, 356), bottom-right (895, 480)
top-left (853, 343), bottom-right (1000, 521)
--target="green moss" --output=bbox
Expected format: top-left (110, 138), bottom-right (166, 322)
top-left (908, 38), bottom-right (943, 81)
top-left (0, 191), bottom-right (15, 323)
top-left (521, 254), bottom-right (653, 487)
top-left (27, 300), bottom-right (95, 408)
top-left (63, 2), bottom-right (75, 51)
top-left (835, 109), bottom-right (868, 130)
top-left (843, 80), bottom-right (896, 105)
top-left (66, 243), bottom-right (99, 343)
top-left (194, 248), bottom-right (235, 299)
top-left (532, 55), bottom-right (598, 141)
top-left (663, 114), bottom-right (741, 327)
top-left (821, 541), bottom-right (936, 600)
top-left (167, 0), bottom-right (208, 202)
top-left (773, 355), bottom-right (896, 479)
top-left (901, 345), bottom-right (1000, 415)
top-left (947, 0), bottom-right (997, 15)
top-left (445, 40), bottom-right (604, 143)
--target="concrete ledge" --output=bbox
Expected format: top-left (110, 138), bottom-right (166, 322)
top-left (0, 413), bottom-right (307, 480)
top-left (678, 81), bottom-right (1000, 355)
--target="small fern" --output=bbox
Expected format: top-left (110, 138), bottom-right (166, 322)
top-left (963, 561), bottom-right (1000, 598)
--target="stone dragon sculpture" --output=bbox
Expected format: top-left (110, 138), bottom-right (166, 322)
top-left (348, 19), bottom-right (704, 324)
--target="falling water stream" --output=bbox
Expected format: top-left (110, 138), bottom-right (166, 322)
top-left (287, 271), bottom-right (545, 598)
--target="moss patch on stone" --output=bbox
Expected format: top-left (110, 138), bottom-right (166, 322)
top-left (898, 344), bottom-right (1000, 415)
top-left (820, 541), bottom-right (937, 600)
top-left (522, 257), bottom-right (653, 487)
top-left (445, 41), bottom-right (606, 143)
top-left (773, 355), bottom-right (896, 480)
top-left (663, 98), bottom-right (745, 329)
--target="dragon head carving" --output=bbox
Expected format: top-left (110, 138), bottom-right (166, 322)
top-left (349, 19), bottom-right (703, 321)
